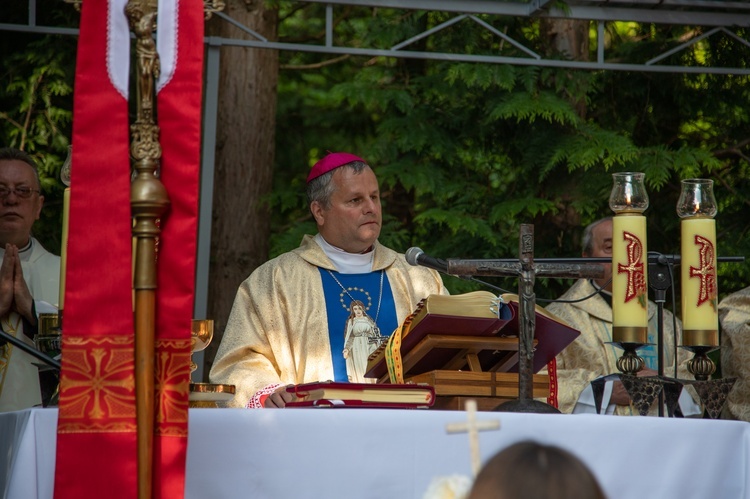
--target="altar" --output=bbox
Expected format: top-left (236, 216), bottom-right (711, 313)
top-left (2, 408), bottom-right (749, 498)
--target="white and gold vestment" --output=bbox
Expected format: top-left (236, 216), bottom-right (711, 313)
top-left (718, 286), bottom-right (750, 422)
top-left (210, 235), bottom-right (445, 408)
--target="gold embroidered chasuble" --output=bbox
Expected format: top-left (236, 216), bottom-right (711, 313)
top-left (210, 235), bottom-right (446, 408)
top-left (718, 286), bottom-right (750, 422)
top-left (546, 279), bottom-right (693, 415)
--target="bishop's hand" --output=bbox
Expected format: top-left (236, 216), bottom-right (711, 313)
top-left (264, 384), bottom-right (295, 408)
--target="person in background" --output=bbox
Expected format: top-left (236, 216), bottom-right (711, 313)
top-left (467, 440), bottom-right (607, 499)
top-left (546, 217), bottom-right (698, 415)
top-left (718, 286), bottom-right (750, 422)
top-left (210, 152), bottom-right (446, 408)
top-left (0, 147), bottom-right (60, 412)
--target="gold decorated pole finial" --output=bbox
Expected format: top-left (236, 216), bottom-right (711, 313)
top-left (203, 0), bottom-right (226, 19)
top-left (127, 0), bottom-right (160, 126)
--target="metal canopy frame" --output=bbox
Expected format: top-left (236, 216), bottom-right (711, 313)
top-left (313, 0), bottom-right (750, 27)
top-left (3, 1), bottom-right (750, 74)
top-left (199, 1), bottom-right (750, 76)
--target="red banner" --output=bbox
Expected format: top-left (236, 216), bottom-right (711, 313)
top-left (54, 0), bottom-right (137, 497)
top-left (152, 1), bottom-right (204, 497)
top-left (54, 1), bottom-right (203, 497)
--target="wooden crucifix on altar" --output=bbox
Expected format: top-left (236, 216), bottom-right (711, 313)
top-left (445, 224), bottom-right (605, 413)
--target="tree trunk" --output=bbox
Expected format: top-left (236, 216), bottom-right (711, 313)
top-left (540, 19), bottom-right (589, 62)
top-left (203, 1), bottom-right (279, 376)
top-left (540, 18), bottom-right (590, 117)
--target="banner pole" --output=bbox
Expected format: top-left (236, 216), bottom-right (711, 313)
top-left (126, 2), bottom-right (169, 498)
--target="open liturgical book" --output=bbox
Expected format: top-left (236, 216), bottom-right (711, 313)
top-left (284, 381), bottom-right (436, 408)
top-left (365, 290), bottom-right (580, 382)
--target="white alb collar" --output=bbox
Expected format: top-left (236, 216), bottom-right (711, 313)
top-left (315, 233), bottom-right (374, 274)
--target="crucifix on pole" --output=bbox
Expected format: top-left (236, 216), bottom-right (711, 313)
top-left (445, 224), bottom-right (605, 413)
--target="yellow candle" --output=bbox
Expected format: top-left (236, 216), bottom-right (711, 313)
top-left (680, 217), bottom-right (718, 346)
top-left (59, 187), bottom-right (70, 310)
top-left (611, 214), bottom-right (648, 343)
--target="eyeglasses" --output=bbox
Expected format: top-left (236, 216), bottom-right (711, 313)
top-left (0, 186), bottom-right (41, 199)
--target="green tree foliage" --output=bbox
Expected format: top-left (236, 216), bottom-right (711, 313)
top-left (1, 4), bottom-right (748, 305)
top-left (0, 17), bottom-right (77, 253)
top-left (273, 7), bottom-right (750, 303)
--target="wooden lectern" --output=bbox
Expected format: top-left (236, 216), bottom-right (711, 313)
top-left (365, 294), bottom-right (580, 411)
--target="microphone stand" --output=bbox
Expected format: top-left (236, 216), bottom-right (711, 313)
top-left (647, 256), bottom-right (671, 417)
top-left (0, 328), bottom-right (61, 371)
top-left (647, 254), bottom-right (744, 418)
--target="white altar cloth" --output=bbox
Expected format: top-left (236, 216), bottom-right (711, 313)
top-left (2, 408), bottom-right (749, 499)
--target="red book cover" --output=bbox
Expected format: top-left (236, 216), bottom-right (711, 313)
top-left (284, 381), bottom-right (435, 408)
top-left (499, 300), bottom-right (580, 374)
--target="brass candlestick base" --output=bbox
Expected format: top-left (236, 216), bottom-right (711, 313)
top-left (660, 346), bottom-right (736, 419)
top-left (591, 342), bottom-right (664, 416)
top-left (683, 345), bottom-right (717, 381)
top-left (612, 341), bottom-right (648, 376)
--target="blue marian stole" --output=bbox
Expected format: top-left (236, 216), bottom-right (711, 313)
top-left (319, 269), bottom-right (398, 382)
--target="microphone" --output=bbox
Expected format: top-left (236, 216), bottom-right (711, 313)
top-left (405, 247), bottom-right (515, 295)
top-left (405, 247), bottom-right (449, 274)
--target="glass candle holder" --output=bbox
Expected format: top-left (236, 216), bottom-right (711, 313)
top-left (677, 179), bottom-right (718, 347)
top-left (609, 172), bottom-right (649, 344)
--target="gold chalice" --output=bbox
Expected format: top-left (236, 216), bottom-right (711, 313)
top-left (36, 313), bottom-right (62, 359)
top-left (35, 312), bottom-right (62, 407)
top-left (190, 319), bottom-right (213, 373)
top-left (188, 319), bottom-right (235, 408)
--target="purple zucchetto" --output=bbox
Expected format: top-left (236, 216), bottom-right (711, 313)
top-left (306, 152), bottom-right (367, 183)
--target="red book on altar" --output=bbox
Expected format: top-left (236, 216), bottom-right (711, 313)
top-left (284, 381), bottom-right (435, 408)
top-left (364, 291), bottom-right (580, 381)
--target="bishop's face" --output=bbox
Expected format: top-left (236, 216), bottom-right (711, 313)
top-left (0, 159), bottom-right (43, 248)
top-left (312, 166), bottom-right (382, 254)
